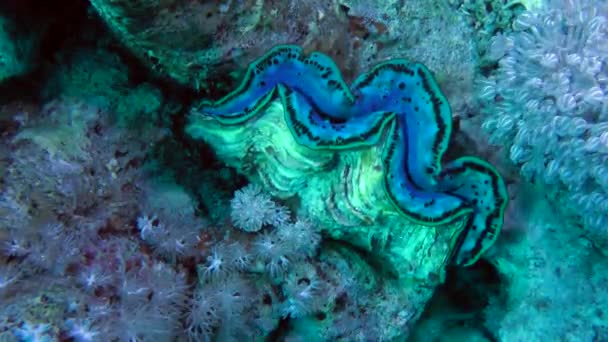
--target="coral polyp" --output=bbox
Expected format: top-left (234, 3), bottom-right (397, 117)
top-left (187, 45), bottom-right (508, 269)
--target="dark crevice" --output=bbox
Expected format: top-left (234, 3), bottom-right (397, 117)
top-left (409, 259), bottom-right (504, 341)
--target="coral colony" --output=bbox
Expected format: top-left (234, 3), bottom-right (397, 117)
top-left (2, 0), bottom-right (608, 341)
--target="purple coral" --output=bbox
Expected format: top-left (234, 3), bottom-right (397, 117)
top-left (136, 211), bottom-right (201, 261)
top-left (187, 275), bottom-right (253, 341)
top-left (0, 99), bottom-right (192, 340)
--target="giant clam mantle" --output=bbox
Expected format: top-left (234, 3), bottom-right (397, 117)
top-left (187, 45), bottom-right (508, 281)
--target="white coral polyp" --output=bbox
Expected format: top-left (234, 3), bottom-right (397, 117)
top-left (478, 0), bottom-right (608, 246)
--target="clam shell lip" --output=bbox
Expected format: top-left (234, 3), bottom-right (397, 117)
top-left (188, 44), bottom-right (508, 266)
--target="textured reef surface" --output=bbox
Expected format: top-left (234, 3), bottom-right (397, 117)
top-left (188, 45), bottom-right (508, 270)
top-left (3, 0), bottom-right (608, 340)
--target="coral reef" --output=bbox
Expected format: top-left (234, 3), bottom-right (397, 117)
top-left (88, 0), bottom-right (476, 114)
top-left (0, 94), bottom-right (432, 341)
top-left (449, 0), bottom-right (527, 64)
top-left (0, 98), bottom-right (187, 340)
top-left (2, 0), bottom-right (608, 340)
top-left (42, 47), bottom-right (167, 131)
top-left (0, 11), bottom-right (37, 82)
top-left (484, 185), bottom-right (608, 341)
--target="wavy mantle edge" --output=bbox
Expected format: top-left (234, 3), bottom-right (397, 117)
top-left (187, 44), bottom-right (508, 267)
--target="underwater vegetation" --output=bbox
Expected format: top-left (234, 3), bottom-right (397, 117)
top-left (0, 0), bottom-right (608, 341)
